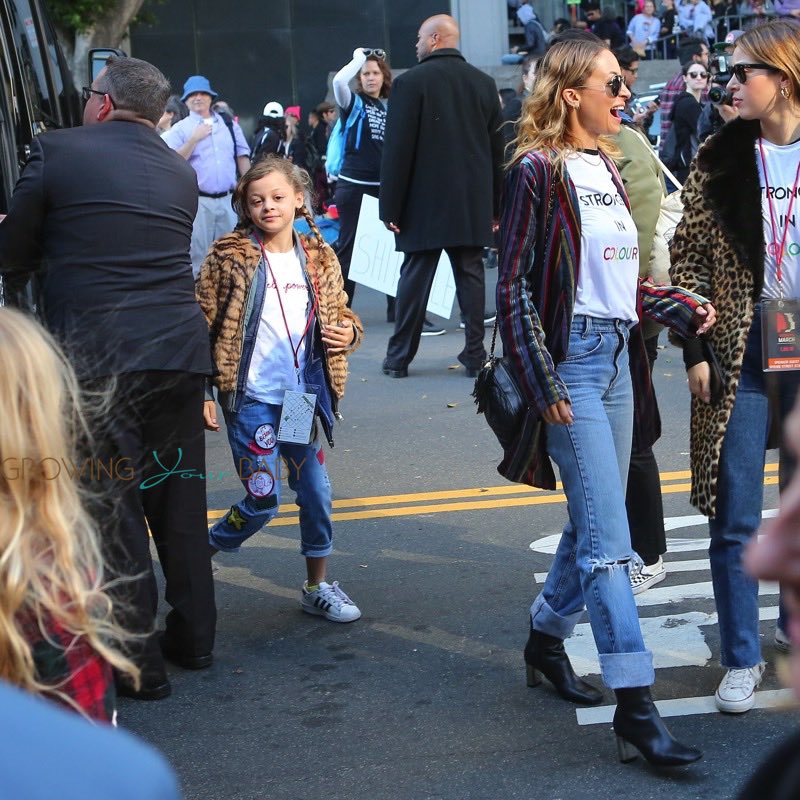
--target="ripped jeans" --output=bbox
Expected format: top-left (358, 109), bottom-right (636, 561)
top-left (530, 316), bottom-right (654, 689)
top-left (209, 397), bottom-right (333, 557)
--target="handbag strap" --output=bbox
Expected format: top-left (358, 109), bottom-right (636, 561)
top-left (489, 163), bottom-right (557, 358)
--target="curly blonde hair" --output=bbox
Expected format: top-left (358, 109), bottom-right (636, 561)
top-left (510, 38), bottom-right (621, 169)
top-left (0, 308), bottom-right (138, 713)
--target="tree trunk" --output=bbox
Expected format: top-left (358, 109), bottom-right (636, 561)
top-left (57, 0), bottom-right (147, 89)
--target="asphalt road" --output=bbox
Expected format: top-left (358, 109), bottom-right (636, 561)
top-left (121, 274), bottom-right (798, 800)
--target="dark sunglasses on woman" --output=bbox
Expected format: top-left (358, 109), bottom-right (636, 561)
top-left (731, 62), bottom-right (778, 83)
top-left (576, 73), bottom-right (627, 97)
top-left (363, 48), bottom-right (386, 60)
top-left (687, 71), bottom-right (709, 79)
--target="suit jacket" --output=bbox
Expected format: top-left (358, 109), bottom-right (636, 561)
top-left (379, 49), bottom-right (504, 253)
top-left (0, 120), bottom-right (212, 380)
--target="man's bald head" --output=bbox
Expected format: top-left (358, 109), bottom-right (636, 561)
top-left (416, 14), bottom-right (460, 61)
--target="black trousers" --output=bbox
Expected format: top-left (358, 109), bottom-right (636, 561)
top-left (87, 370), bottom-right (216, 677)
top-left (625, 333), bottom-right (666, 564)
top-left (333, 180), bottom-right (379, 307)
top-left (385, 246), bottom-right (486, 370)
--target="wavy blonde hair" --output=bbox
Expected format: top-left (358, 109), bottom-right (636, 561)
top-left (510, 38), bottom-right (621, 169)
top-left (0, 308), bottom-right (138, 712)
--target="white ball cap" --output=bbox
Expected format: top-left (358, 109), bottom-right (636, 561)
top-left (263, 101), bottom-right (284, 117)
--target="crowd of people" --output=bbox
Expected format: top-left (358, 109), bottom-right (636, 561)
top-left (0, 5), bottom-right (799, 795)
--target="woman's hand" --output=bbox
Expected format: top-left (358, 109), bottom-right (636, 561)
top-left (542, 399), bottom-right (574, 425)
top-left (693, 303), bottom-right (716, 335)
top-left (322, 322), bottom-right (355, 354)
top-left (204, 399), bottom-right (220, 432)
top-left (687, 361), bottom-right (711, 403)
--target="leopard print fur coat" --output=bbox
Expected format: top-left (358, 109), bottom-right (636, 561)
top-left (669, 118), bottom-right (767, 518)
top-left (195, 228), bottom-right (363, 401)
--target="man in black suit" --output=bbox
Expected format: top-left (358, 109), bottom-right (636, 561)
top-left (380, 14), bottom-right (504, 379)
top-left (0, 56), bottom-right (216, 699)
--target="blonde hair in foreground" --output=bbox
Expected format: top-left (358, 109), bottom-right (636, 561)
top-left (0, 307), bottom-right (139, 712)
top-left (510, 39), bottom-right (621, 168)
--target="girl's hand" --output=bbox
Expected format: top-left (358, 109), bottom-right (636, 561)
top-left (687, 362), bottom-right (711, 403)
top-left (204, 400), bottom-right (220, 432)
top-left (322, 322), bottom-right (355, 354)
top-left (694, 303), bottom-right (716, 335)
top-left (542, 399), bottom-right (573, 425)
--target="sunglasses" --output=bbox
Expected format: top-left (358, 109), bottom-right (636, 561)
top-left (363, 48), bottom-right (386, 60)
top-left (687, 71), bottom-right (709, 79)
top-left (731, 62), bottom-right (778, 82)
top-left (575, 73), bottom-right (627, 97)
top-left (81, 86), bottom-right (117, 108)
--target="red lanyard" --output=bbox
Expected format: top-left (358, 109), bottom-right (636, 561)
top-left (255, 236), bottom-right (317, 370)
top-left (758, 138), bottom-right (800, 285)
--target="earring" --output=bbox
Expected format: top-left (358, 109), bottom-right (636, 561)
top-left (781, 85), bottom-right (791, 99)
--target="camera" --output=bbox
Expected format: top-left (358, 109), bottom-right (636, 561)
top-left (709, 54), bottom-right (733, 106)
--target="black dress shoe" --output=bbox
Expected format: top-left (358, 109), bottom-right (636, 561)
top-left (160, 638), bottom-right (213, 670)
top-left (381, 360), bottom-right (408, 378)
top-left (116, 676), bottom-right (172, 701)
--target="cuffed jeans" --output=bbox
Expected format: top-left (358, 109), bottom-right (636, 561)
top-left (710, 309), bottom-right (800, 668)
top-left (531, 316), bottom-right (654, 689)
top-left (209, 397), bottom-right (333, 557)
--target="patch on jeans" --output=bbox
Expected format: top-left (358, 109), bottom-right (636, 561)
top-left (247, 469), bottom-right (275, 498)
top-left (226, 507), bottom-right (248, 531)
top-left (251, 494), bottom-right (278, 511)
top-left (247, 439), bottom-right (274, 456)
top-left (254, 423), bottom-right (277, 451)
top-left (316, 448), bottom-right (325, 465)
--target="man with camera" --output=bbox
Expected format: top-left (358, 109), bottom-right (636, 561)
top-left (697, 30), bottom-right (741, 144)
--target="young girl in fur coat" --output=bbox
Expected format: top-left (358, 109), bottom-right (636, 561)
top-left (197, 155), bottom-right (364, 623)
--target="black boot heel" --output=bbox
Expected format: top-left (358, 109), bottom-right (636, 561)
top-left (526, 664), bottom-right (542, 688)
top-left (524, 629), bottom-right (603, 705)
top-left (613, 687), bottom-right (702, 767)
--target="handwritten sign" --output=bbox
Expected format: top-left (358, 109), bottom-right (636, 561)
top-left (348, 195), bottom-right (456, 320)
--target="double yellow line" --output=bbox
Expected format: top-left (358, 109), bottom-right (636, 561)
top-left (208, 463), bottom-right (779, 527)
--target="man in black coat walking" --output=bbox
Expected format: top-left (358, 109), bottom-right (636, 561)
top-left (380, 14), bottom-right (504, 378)
top-left (0, 56), bottom-right (216, 699)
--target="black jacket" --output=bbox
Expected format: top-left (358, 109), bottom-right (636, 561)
top-left (379, 48), bottom-right (504, 253)
top-left (0, 120), bottom-right (212, 380)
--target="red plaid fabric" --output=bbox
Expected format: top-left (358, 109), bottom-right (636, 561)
top-left (18, 613), bottom-right (114, 722)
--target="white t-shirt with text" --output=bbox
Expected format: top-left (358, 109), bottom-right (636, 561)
top-left (566, 152), bottom-right (640, 322)
top-left (758, 138), bottom-right (800, 300)
top-left (246, 249), bottom-right (312, 405)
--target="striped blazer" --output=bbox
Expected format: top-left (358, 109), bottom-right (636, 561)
top-left (495, 148), bottom-right (707, 489)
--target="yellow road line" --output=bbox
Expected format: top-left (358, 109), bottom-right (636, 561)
top-left (207, 466), bottom-right (779, 526)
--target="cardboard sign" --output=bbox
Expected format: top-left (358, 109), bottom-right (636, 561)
top-left (348, 195), bottom-right (456, 320)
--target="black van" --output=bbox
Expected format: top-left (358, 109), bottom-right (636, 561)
top-left (0, 0), bottom-right (81, 213)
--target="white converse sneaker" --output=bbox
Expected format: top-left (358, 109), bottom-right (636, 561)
top-left (301, 581), bottom-right (362, 623)
top-left (629, 556), bottom-right (667, 595)
top-left (714, 663), bottom-right (766, 713)
top-left (775, 627), bottom-right (792, 654)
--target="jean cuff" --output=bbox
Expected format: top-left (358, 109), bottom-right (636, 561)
top-left (599, 651), bottom-right (654, 689)
top-left (530, 594), bottom-right (584, 640)
top-left (300, 544), bottom-right (333, 559)
top-left (209, 527), bottom-right (242, 554)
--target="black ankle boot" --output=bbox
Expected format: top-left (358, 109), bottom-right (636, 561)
top-left (524, 629), bottom-right (603, 705)
top-left (613, 687), bottom-right (702, 766)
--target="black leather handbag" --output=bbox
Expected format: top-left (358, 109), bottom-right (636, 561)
top-left (472, 325), bottom-right (526, 448)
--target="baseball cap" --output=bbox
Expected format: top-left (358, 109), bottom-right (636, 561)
top-left (714, 30), bottom-right (743, 51)
top-left (262, 101), bottom-right (284, 118)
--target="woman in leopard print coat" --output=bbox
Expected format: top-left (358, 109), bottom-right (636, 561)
top-left (669, 19), bottom-right (800, 714)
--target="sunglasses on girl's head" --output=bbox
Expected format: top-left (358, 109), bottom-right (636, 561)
top-left (687, 70), bottom-right (709, 79)
top-left (363, 48), bottom-right (386, 59)
top-left (731, 62), bottom-right (778, 83)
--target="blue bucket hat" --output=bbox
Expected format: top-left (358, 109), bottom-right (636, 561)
top-left (181, 75), bottom-right (218, 102)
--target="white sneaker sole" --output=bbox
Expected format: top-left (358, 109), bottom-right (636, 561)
top-left (420, 329), bottom-right (446, 337)
top-left (302, 604), bottom-right (362, 623)
top-left (714, 689), bottom-right (756, 714)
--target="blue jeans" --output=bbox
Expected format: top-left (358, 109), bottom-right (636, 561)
top-left (530, 316), bottom-right (654, 689)
top-left (710, 310), bottom-right (800, 668)
top-left (209, 397), bottom-right (333, 557)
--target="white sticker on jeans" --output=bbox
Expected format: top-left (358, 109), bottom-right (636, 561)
top-left (277, 390), bottom-right (316, 444)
